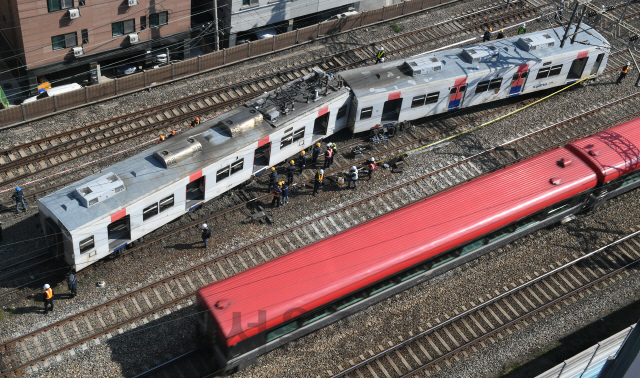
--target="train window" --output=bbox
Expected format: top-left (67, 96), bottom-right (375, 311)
top-left (521, 71), bottom-right (528, 79)
top-left (411, 95), bottom-right (426, 108)
top-left (284, 127), bottom-right (293, 133)
top-left (543, 61), bottom-right (552, 66)
top-left (231, 159), bottom-right (244, 175)
top-left (360, 107), bottom-right (373, 120)
top-left (400, 267), bottom-right (426, 282)
top-left (512, 73), bottom-right (519, 81)
top-left (143, 203), bottom-right (158, 221)
top-left (336, 292), bottom-right (367, 311)
top-left (301, 309), bottom-right (332, 327)
top-left (425, 92), bottom-right (439, 104)
top-left (476, 80), bottom-right (490, 93)
top-left (217, 166), bottom-right (230, 182)
top-left (266, 322), bottom-right (298, 343)
top-left (459, 86), bottom-right (466, 92)
top-left (280, 134), bottom-right (293, 148)
top-left (549, 65), bottom-right (563, 76)
top-left (488, 78), bottom-right (503, 90)
top-left (337, 104), bottom-right (348, 120)
top-left (536, 68), bottom-right (550, 80)
top-left (159, 195), bottom-right (174, 212)
top-left (431, 256), bottom-right (455, 269)
top-left (450, 87), bottom-right (457, 95)
top-left (293, 128), bottom-right (305, 142)
top-left (370, 281), bottom-right (396, 296)
top-left (461, 238), bottom-right (485, 256)
top-left (621, 170), bottom-right (640, 187)
top-left (79, 236), bottom-right (94, 254)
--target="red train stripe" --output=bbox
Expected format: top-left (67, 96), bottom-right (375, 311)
top-left (258, 136), bottom-right (269, 148)
top-left (190, 170), bottom-right (203, 182)
top-left (517, 64), bottom-right (529, 73)
top-left (388, 92), bottom-right (401, 101)
top-left (318, 106), bottom-right (329, 117)
top-left (454, 77), bottom-right (467, 87)
top-left (110, 208), bottom-right (126, 223)
top-left (577, 51), bottom-right (589, 59)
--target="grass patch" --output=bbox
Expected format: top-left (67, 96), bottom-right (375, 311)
top-left (0, 307), bottom-right (16, 322)
top-left (391, 24), bottom-right (401, 33)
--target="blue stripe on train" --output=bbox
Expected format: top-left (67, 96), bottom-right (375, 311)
top-left (448, 99), bottom-right (461, 110)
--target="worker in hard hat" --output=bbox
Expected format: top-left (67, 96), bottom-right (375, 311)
top-left (158, 135), bottom-right (165, 143)
top-left (376, 46), bottom-right (385, 64)
top-left (347, 166), bottom-right (359, 189)
top-left (268, 167), bottom-right (278, 193)
top-left (483, 27), bottom-right (492, 42)
top-left (298, 150), bottom-right (307, 173)
top-left (367, 157), bottom-right (377, 180)
top-left (201, 224), bottom-right (211, 249)
top-left (287, 160), bottom-right (296, 186)
top-left (43, 284), bottom-right (54, 315)
top-left (271, 181), bottom-right (282, 208)
top-left (312, 142), bottom-right (321, 165)
top-left (497, 29), bottom-right (505, 39)
top-left (313, 169), bottom-right (324, 197)
top-left (281, 182), bottom-right (290, 206)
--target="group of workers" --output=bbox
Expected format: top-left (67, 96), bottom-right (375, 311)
top-left (269, 139), bottom-right (378, 201)
top-left (159, 117), bottom-right (200, 143)
top-left (41, 272), bottom-right (78, 315)
top-left (481, 23), bottom-right (526, 42)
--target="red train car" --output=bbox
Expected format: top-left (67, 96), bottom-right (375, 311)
top-left (196, 117), bottom-right (640, 374)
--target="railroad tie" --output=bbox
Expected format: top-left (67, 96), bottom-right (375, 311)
top-left (31, 333), bottom-right (44, 356)
top-left (215, 261), bottom-right (229, 278)
top-left (264, 243), bottom-right (279, 259)
top-left (163, 282), bottom-right (177, 300)
top-left (185, 275), bottom-right (197, 292)
top-left (174, 279), bottom-right (188, 296)
top-left (379, 345), bottom-right (401, 375)
top-left (273, 239), bottom-right (288, 255)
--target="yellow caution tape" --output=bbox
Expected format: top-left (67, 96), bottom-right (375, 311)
top-left (379, 73), bottom-right (596, 164)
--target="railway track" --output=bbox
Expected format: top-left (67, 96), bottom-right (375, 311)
top-left (0, 0), bottom-right (549, 194)
top-left (2, 72), bottom-right (640, 376)
top-left (327, 227), bottom-right (640, 378)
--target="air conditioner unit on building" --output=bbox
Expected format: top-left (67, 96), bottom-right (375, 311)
top-left (129, 34), bottom-right (139, 43)
top-left (73, 47), bottom-right (84, 57)
top-left (128, 0), bottom-right (137, 6)
top-left (69, 8), bottom-right (80, 19)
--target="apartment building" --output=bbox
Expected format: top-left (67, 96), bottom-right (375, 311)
top-left (0, 0), bottom-right (191, 95)
top-left (217, 0), bottom-right (389, 46)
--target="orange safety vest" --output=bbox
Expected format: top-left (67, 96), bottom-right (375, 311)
top-left (45, 288), bottom-right (53, 300)
top-left (622, 65), bottom-right (630, 73)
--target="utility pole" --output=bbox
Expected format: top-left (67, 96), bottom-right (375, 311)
top-left (214, 0), bottom-right (220, 51)
top-left (571, 3), bottom-right (586, 44)
top-left (560, 1), bottom-right (580, 48)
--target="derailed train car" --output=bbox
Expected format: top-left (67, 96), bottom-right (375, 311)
top-left (38, 25), bottom-right (610, 271)
top-left (38, 68), bottom-right (351, 271)
top-left (196, 117), bottom-right (640, 375)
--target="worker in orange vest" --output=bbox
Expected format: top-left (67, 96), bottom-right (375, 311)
top-left (43, 284), bottom-right (54, 315)
top-left (158, 135), bottom-right (165, 143)
top-left (617, 62), bottom-right (631, 84)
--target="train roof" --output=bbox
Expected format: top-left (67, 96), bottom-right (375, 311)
top-left (39, 69), bottom-right (348, 233)
top-left (340, 26), bottom-right (609, 100)
top-left (567, 117), bottom-right (640, 184)
top-left (198, 147), bottom-right (598, 347)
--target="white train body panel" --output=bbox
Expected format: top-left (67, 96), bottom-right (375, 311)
top-left (38, 69), bottom-right (351, 271)
top-left (341, 26), bottom-right (610, 134)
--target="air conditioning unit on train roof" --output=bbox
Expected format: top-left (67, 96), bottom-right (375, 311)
top-left (74, 172), bottom-right (125, 207)
top-left (403, 56), bottom-right (442, 76)
top-left (517, 33), bottom-right (556, 52)
top-left (461, 45), bottom-right (499, 64)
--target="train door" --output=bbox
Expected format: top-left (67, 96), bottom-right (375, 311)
top-left (253, 142), bottom-right (271, 171)
top-left (108, 215), bottom-right (130, 252)
top-left (186, 176), bottom-right (205, 210)
top-left (447, 83), bottom-right (467, 111)
top-left (43, 218), bottom-right (64, 259)
top-left (381, 98), bottom-right (402, 123)
top-left (567, 56), bottom-right (588, 81)
top-left (314, 112), bottom-right (330, 135)
top-left (590, 53), bottom-right (605, 75)
top-left (509, 65), bottom-right (529, 97)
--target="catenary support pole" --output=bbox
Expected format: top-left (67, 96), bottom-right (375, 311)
top-left (560, 2), bottom-right (580, 48)
top-left (214, 0), bottom-right (220, 51)
top-left (571, 3), bottom-right (586, 44)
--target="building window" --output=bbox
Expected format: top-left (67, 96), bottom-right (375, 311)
top-left (78, 0), bottom-right (85, 5)
top-left (149, 11), bottom-right (168, 28)
top-left (81, 29), bottom-right (88, 44)
top-left (112, 19), bottom-right (135, 37)
top-left (140, 16), bottom-right (146, 30)
top-left (48, 0), bottom-right (73, 12)
top-left (51, 32), bottom-right (77, 50)
top-left (242, 0), bottom-right (259, 5)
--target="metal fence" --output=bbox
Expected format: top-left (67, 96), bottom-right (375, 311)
top-left (0, 0), bottom-right (457, 126)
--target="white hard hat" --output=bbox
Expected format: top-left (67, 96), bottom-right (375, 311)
top-left (523, 23), bottom-right (526, 26)
top-left (319, 169), bottom-right (324, 174)
top-left (380, 46), bottom-right (384, 51)
top-left (628, 62), bottom-right (631, 65)
top-left (351, 166), bottom-right (357, 170)
top-left (370, 157), bottom-right (375, 162)
top-left (43, 284), bottom-right (50, 289)
top-left (202, 223), bottom-right (208, 229)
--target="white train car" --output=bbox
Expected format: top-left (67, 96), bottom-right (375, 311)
top-left (38, 69), bottom-right (351, 271)
top-left (340, 26), bottom-right (610, 134)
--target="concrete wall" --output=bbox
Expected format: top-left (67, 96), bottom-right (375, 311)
top-left (14, 0), bottom-right (191, 70)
